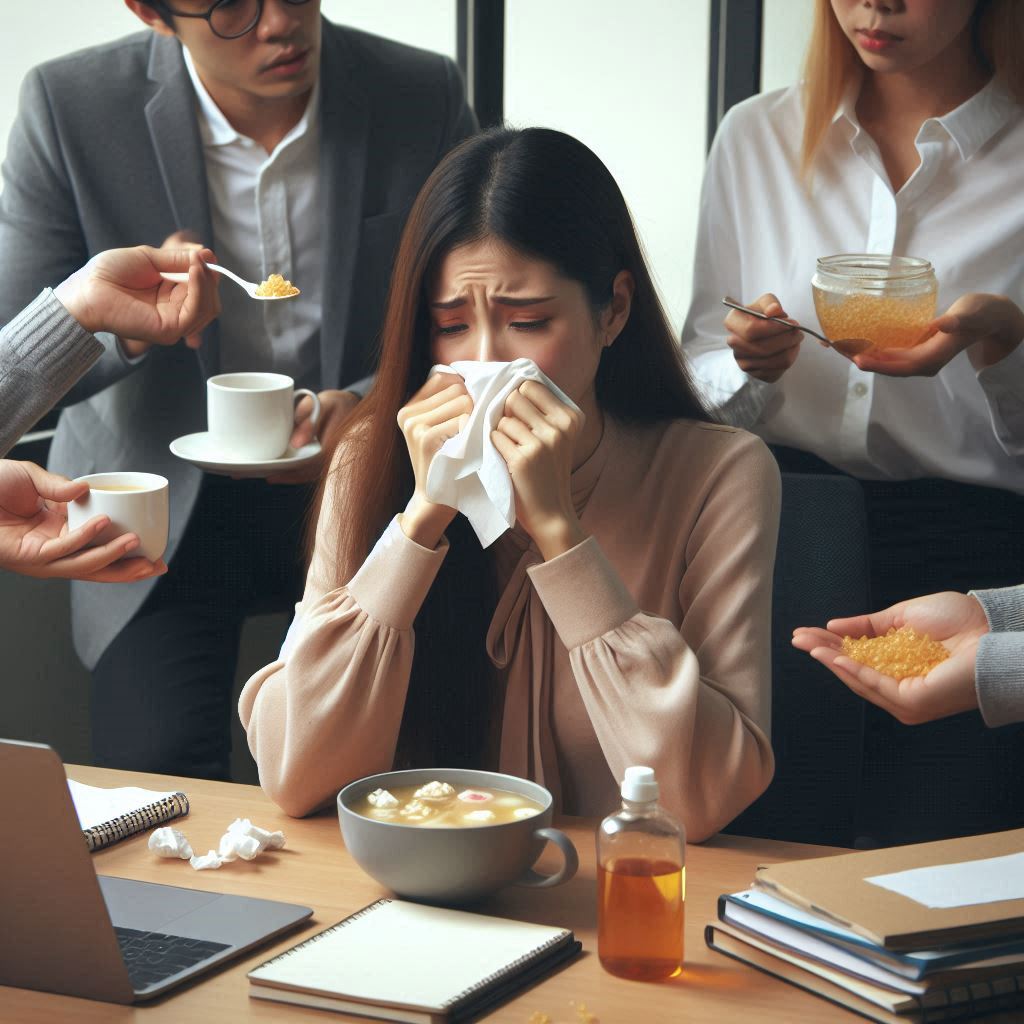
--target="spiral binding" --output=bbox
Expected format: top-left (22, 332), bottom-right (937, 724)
top-left (82, 792), bottom-right (189, 852)
top-left (440, 928), bottom-right (572, 1010)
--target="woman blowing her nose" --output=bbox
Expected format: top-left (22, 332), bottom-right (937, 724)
top-left (240, 128), bottom-right (780, 838)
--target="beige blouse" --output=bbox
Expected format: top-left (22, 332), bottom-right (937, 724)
top-left (239, 416), bottom-right (780, 841)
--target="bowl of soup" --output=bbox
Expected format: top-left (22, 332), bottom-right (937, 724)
top-left (337, 768), bottom-right (578, 905)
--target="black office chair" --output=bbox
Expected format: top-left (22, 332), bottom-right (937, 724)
top-left (724, 472), bottom-right (871, 847)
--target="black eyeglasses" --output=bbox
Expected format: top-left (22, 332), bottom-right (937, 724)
top-left (156, 0), bottom-right (313, 40)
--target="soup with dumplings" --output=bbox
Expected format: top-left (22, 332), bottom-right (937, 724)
top-left (353, 780), bottom-right (543, 827)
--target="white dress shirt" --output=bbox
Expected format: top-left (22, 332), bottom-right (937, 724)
top-left (184, 48), bottom-right (323, 390)
top-left (683, 79), bottom-right (1024, 493)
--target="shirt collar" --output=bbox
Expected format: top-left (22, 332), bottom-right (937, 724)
top-left (933, 78), bottom-right (1018, 161)
top-left (832, 71), bottom-right (863, 127)
top-left (831, 72), bottom-right (1018, 162)
top-left (182, 46), bottom-right (320, 150)
top-left (183, 46), bottom-right (240, 146)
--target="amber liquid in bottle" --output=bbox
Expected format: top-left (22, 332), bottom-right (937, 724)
top-left (598, 856), bottom-right (685, 981)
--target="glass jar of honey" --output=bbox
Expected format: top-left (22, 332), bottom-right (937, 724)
top-left (812, 254), bottom-right (938, 350)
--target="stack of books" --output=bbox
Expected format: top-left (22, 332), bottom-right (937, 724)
top-left (706, 828), bottom-right (1024, 1023)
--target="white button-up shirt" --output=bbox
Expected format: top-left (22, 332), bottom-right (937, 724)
top-left (184, 48), bottom-right (322, 390)
top-left (683, 79), bottom-right (1024, 493)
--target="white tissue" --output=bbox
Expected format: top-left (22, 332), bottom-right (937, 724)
top-left (218, 832), bottom-right (262, 862)
top-left (150, 817), bottom-right (286, 870)
top-left (425, 359), bottom-right (580, 546)
top-left (189, 849), bottom-right (223, 870)
top-left (148, 827), bottom-right (193, 860)
top-left (217, 817), bottom-right (286, 862)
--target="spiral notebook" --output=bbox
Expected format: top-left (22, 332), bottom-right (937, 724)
top-left (68, 779), bottom-right (189, 852)
top-left (247, 898), bottom-right (581, 1023)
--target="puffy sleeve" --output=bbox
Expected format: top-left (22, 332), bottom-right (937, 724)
top-left (238, 462), bottom-right (448, 817)
top-left (527, 432), bottom-right (779, 841)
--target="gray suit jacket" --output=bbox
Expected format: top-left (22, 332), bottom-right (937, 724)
top-left (0, 20), bottom-right (476, 667)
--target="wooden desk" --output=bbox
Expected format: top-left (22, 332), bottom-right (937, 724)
top-left (3, 766), bottom-right (851, 1023)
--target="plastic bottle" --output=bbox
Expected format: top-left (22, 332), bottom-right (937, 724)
top-left (597, 765), bottom-right (685, 981)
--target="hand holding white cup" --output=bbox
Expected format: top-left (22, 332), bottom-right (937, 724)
top-left (207, 372), bottom-right (321, 462)
top-left (66, 472), bottom-right (169, 563)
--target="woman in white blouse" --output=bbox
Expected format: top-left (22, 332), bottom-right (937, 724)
top-left (683, 0), bottom-right (1024, 846)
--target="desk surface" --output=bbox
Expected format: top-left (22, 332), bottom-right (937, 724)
top-left (3, 766), bottom-right (854, 1023)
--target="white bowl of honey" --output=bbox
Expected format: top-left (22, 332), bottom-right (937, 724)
top-left (812, 254), bottom-right (937, 350)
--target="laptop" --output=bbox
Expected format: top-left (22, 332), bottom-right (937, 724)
top-left (0, 739), bottom-right (313, 1004)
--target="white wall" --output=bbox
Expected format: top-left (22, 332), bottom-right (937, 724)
top-left (0, 6), bottom-right (142, 167)
top-left (505, 0), bottom-right (711, 335)
top-left (761, 0), bottom-right (815, 94)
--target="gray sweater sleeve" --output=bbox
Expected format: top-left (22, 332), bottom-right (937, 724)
top-left (969, 585), bottom-right (1024, 728)
top-left (0, 289), bottom-right (103, 457)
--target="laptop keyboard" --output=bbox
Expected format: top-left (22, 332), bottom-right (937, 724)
top-left (114, 925), bottom-right (230, 991)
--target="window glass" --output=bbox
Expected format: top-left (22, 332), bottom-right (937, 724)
top-left (504, 0), bottom-right (711, 334)
top-left (322, 0), bottom-right (456, 60)
top-left (761, 0), bottom-right (815, 94)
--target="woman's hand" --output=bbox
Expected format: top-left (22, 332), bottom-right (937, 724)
top-left (724, 293), bottom-right (804, 382)
top-left (396, 372), bottom-right (473, 547)
top-left (491, 380), bottom-right (586, 560)
top-left (850, 294), bottom-right (1024, 377)
top-left (0, 460), bottom-right (167, 582)
top-left (791, 591), bottom-right (990, 725)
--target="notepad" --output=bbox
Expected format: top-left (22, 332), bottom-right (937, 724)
top-left (68, 779), bottom-right (189, 853)
top-left (247, 898), bottom-right (581, 1023)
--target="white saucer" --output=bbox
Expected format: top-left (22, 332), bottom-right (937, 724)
top-left (169, 432), bottom-right (322, 477)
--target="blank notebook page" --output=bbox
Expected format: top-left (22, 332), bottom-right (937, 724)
top-left (249, 899), bottom-right (571, 1009)
top-left (68, 780), bottom-right (176, 829)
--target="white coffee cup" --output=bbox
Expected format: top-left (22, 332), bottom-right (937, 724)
top-left (207, 372), bottom-right (321, 462)
top-left (66, 472), bottom-right (169, 562)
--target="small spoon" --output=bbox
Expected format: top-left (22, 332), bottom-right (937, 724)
top-left (720, 296), bottom-right (875, 356)
top-left (161, 262), bottom-right (299, 301)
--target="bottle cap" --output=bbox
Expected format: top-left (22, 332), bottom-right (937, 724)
top-left (621, 765), bottom-right (658, 802)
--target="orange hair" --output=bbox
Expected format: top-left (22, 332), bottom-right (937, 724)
top-left (800, 0), bottom-right (1024, 180)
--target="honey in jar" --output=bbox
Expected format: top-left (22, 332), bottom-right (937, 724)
top-left (812, 254), bottom-right (937, 350)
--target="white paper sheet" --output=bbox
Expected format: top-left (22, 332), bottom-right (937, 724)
top-left (68, 779), bottom-right (175, 830)
top-left (866, 851), bottom-right (1024, 909)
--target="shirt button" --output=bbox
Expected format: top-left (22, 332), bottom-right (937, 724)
top-left (852, 382), bottom-right (868, 398)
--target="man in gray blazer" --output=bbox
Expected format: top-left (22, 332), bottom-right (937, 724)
top-left (0, 0), bottom-right (476, 779)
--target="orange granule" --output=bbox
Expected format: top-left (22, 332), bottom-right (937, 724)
top-left (255, 273), bottom-right (300, 297)
top-left (527, 1003), bottom-right (599, 1024)
top-left (813, 290), bottom-right (936, 350)
top-left (841, 625), bottom-right (950, 679)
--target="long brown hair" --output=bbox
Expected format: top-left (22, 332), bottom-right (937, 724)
top-left (800, 0), bottom-right (1024, 179)
top-left (315, 127), bottom-right (710, 767)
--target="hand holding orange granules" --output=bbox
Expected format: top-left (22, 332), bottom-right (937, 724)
top-left (840, 625), bottom-right (950, 681)
top-left (792, 593), bottom-right (989, 724)
top-left (255, 273), bottom-right (300, 297)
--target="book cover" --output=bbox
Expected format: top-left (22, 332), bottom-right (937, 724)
top-left (706, 922), bottom-right (1024, 1024)
top-left (718, 895), bottom-right (1024, 1007)
top-left (722, 890), bottom-right (1024, 981)
top-left (248, 898), bottom-right (580, 1024)
top-left (754, 829), bottom-right (1024, 950)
